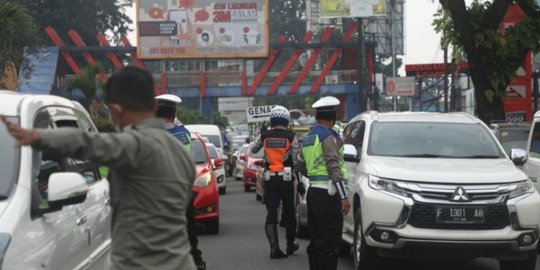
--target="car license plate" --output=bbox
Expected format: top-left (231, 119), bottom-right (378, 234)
top-left (435, 206), bottom-right (485, 224)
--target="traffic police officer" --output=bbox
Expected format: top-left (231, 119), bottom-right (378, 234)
top-left (156, 94), bottom-right (192, 151)
top-left (155, 94), bottom-right (206, 270)
top-left (251, 105), bottom-right (300, 259)
top-left (294, 96), bottom-right (351, 270)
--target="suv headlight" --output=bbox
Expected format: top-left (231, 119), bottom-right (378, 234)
top-left (368, 175), bottom-right (409, 197)
top-left (509, 180), bottom-right (534, 199)
top-left (194, 173), bottom-right (212, 188)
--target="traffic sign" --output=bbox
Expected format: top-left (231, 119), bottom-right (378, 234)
top-left (386, 77), bottom-right (415, 96)
top-left (246, 105), bottom-right (276, 123)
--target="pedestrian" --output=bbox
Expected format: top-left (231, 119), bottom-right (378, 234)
top-left (155, 94), bottom-right (206, 270)
top-left (294, 96), bottom-right (351, 270)
top-left (1, 66), bottom-right (197, 270)
top-left (251, 105), bottom-right (300, 259)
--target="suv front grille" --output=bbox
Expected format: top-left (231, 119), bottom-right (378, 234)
top-left (408, 203), bottom-right (509, 230)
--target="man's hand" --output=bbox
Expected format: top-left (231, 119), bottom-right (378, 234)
top-left (341, 198), bottom-right (351, 216)
top-left (1, 116), bottom-right (40, 147)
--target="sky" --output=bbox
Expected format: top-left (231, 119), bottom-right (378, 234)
top-left (125, 0), bottom-right (443, 66)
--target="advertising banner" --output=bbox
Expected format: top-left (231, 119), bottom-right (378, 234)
top-left (321, 0), bottom-right (386, 18)
top-left (137, 0), bottom-right (269, 59)
top-left (386, 77), bottom-right (415, 96)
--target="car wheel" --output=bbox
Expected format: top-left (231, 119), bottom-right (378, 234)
top-left (499, 251), bottom-right (536, 270)
top-left (244, 185), bottom-right (250, 192)
top-left (206, 218), bottom-right (219, 234)
top-left (353, 210), bottom-right (378, 270)
top-left (256, 193), bottom-right (262, 201)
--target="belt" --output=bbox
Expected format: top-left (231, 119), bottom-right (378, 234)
top-left (308, 175), bottom-right (330, 184)
top-left (269, 172), bottom-right (283, 176)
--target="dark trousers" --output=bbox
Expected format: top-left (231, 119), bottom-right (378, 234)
top-left (264, 175), bottom-right (297, 241)
top-left (187, 193), bottom-right (204, 266)
top-left (306, 187), bottom-right (343, 270)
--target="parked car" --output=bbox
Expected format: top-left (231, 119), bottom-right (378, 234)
top-left (235, 144), bottom-right (249, 180)
top-left (341, 111), bottom-right (539, 270)
top-left (242, 143), bottom-right (264, 192)
top-left (523, 111), bottom-right (540, 188)
top-left (191, 133), bottom-right (220, 234)
top-left (490, 122), bottom-right (531, 156)
top-left (0, 91), bottom-right (111, 270)
top-left (207, 143), bottom-right (226, 195)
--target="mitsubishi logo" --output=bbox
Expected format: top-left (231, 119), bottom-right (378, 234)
top-left (451, 187), bottom-right (471, 202)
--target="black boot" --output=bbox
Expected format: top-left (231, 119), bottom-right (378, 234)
top-left (285, 225), bottom-right (299, 255)
top-left (308, 253), bottom-right (321, 270)
top-left (265, 224), bottom-right (287, 259)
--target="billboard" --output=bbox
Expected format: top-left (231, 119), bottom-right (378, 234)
top-left (321, 0), bottom-right (386, 18)
top-left (137, 0), bottom-right (269, 59)
top-left (386, 77), bottom-right (415, 96)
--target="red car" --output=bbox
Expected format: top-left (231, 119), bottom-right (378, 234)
top-left (242, 143), bottom-right (264, 192)
top-left (191, 133), bottom-right (222, 234)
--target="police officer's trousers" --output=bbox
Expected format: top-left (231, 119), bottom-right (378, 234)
top-left (264, 175), bottom-right (297, 243)
top-left (306, 187), bottom-right (343, 270)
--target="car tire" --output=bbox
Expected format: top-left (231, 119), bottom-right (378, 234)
top-left (353, 210), bottom-right (378, 270)
top-left (219, 186), bottom-right (226, 195)
top-left (499, 251), bottom-right (536, 270)
top-left (256, 193), bottom-right (262, 201)
top-left (244, 185), bottom-right (250, 192)
top-left (206, 218), bottom-right (219, 234)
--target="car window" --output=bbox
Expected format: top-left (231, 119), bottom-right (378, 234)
top-left (342, 121), bottom-right (358, 143)
top-left (250, 145), bottom-right (264, 158)
top-left (240, 145), bottom-right (248, 155)
top-left (345, 120), bottom-right (366, 155)
top-left (0, 116), bottom-right (20, 200)
top-left (207, 145), bottom-right (219, 159)
top-left (368, 122), bottom-right (503, 158)
top-left (205, 135), bottom-right (222, 148)
top-left (192, 139), bottom-right (209, 164)
top-left (497, 129), bottom-right (529, 156)
top-left (529, 122), bottom-right (540, 158)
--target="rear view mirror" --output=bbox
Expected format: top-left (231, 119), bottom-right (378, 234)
top-left (511, 148), bottom-right (528, 166)
top-left (213, 158), bottom-right (224, 169)
top-left (48, 172), bottom-right (88, 210)
top-left (344, 144), bottom-right (360, 163)
top-left (240, 154), bottom-right (247, 161)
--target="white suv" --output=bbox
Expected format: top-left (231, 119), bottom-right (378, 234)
top-left (0, 91), bottom-right (111, 270)
top-left (341, 111), bottom-right (540, 270)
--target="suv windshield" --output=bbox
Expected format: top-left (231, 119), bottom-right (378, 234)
top-left (497, 128), bottom-right (530, 156)
top-left (0, 116), bottom-right (19, 200)
top-left (191, 139), bottom-right (208, 164)
top-left (368, 122), bottom-right (503, 158)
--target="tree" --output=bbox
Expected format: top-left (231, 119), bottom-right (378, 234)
top-left (434, 0), bottom-right (540, 123)
top-left (213, 112), bottom-right (230, 128)
top-left (19, 0), bottom-right (133, 45)
top-left (177, 108), bottom-right (209, 124)
top-left (0, 2), bottom-right (39, 86)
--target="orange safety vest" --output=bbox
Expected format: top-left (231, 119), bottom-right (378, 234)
top-left (263, 137), bottom-right (291, 172)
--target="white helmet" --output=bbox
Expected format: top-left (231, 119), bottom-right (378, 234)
top-left (312, 96), bottom-right (340, 109)
top-left (155, 94), bottom-right (182, 104)
top-left (269, 105), bottom-right (290, 127)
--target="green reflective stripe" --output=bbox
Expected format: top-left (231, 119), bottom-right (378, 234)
top-left (302, 133), bottom-right (348, 180)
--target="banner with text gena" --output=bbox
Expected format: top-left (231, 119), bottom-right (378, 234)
top-left (137, 0), bottom-right (269, 59)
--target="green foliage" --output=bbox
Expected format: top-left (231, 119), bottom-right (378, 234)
top-left (66, 63), bottom-right (105, 101)
top-left (176, 108), bottom-right (208, 124)
top-left (0, 2), bottom-right (39, 78)
top-left (213, 112), bottom-right (229, 128)
top-left (21, 0), bottom-right (133, 45)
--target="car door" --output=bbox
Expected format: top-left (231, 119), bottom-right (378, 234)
top-left (523, 118), bottom-right (540, 190)
top-left (342, 119), bottom-right (367, 229)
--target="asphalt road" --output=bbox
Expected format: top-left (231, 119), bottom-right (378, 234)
top-left (198, 178), bottom-right (540, 270)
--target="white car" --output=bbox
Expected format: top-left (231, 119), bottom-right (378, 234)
top-left (341, 111), bottom-right (540, 270)
top-left (207, 143), bottom-right (227, 194)
top-left (0, 91), bottom-right (111, 270)
top-left (523, 111), bottom-right (540, 186)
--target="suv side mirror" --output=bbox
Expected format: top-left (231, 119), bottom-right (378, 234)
top-left (48, 172), bottom-right (88, 210)
top-left (344, 144), bottom-right (360, 163)
top-left (511, 148), bottom-right (528, 166)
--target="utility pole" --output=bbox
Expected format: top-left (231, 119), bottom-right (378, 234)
top-left (391, 1), bottom-right (397, 111)
top-left (358, 17), bottom-right (367, 113)
top-left (450, 58), bottom-right (456, 112)
top-left (443, 47), bottom-right (449, 113)
top-left (534, 69), bottom-right (539, 113)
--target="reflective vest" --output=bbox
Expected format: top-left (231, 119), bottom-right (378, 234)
top-left (168, 125), bottom-right (192, 152)
top-left (301, 125), bottom-right (348, 184)
top-left (261, 129), bottom-right (295, 172)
